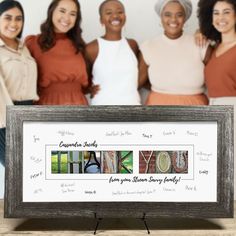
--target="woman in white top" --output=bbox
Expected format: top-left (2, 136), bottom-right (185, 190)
top-left (85, 0), bottom-right (140, 105)
top-left (0, 0), bottom-right (38, 165)
top-left (139, 0), bottom-right (209, 105)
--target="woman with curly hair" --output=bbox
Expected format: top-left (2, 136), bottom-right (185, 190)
top-left (139, 0), bottom-right (209, 105)
top-left (26, 0), bottom-right (89, 105)
top-left (198, 0), bottom-right (236, 98)
top-left (198, 0), bottom-right (236, 199)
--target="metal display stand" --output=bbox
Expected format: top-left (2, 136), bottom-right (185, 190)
top-left (93, 213), bottom-right (150, 235)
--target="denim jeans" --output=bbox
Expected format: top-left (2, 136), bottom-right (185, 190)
top-left (0, 128), bottom-right (5, 166)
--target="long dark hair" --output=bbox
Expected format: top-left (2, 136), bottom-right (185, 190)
top-left (38, 0), bottom-right (85, 53)
top-left (0, 0), bottom-right (24, 39)
top-left (198, 0), bottom-right (236, 42)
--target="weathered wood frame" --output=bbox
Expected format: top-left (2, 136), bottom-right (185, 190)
top-left (4, 106), bottom-right (234, 218)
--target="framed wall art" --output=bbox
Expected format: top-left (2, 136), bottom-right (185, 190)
top-left (4, 106), bottom-right (234, 218)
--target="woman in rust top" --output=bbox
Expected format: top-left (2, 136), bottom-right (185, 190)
top-left (198, 0), bottom-right (236, 199)
top-left (198, 0), bottom-right (236, 99)
top-left (26, 0), bottom-right (88, 105)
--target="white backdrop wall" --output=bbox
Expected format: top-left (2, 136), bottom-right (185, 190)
top-left (21, 0), bottom-right (199, 44)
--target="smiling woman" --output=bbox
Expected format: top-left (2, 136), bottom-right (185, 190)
top-left (85, 0), bottom-right (141, 105)
top-left (0, 0), bottom-right (38, 166)
top-left (52, 0), bottom-right (77, 33)
top-left (0, 6), bottom-right (23, 49)
top-left (138, 0), bottom-right (209, 106)
top-left (198, 0), bottom-right (236, 201)
top-left (25, 0), bottom-right (89, 105)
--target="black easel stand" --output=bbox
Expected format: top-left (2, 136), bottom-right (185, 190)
top-left (141, 213), bottom-right (150, 234)
top-left (93, 213), bottom-right (151, 235)
top-left (94, 213), bottom-right (102, 235)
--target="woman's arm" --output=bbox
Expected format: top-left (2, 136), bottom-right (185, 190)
top-left (0, 73), bottom-right (13, 128)
top-left (203, 45), bottom-right (214, 65)
top-left (84, 40), bottom-right (98, 79)
top-left (84, 41), bottom-right (100, 97)
top-left (127, 39), bottom-right (139, 57)
top-left (138, 52), bottom-right (149, 89)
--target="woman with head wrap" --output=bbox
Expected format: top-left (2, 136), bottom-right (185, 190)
top-left (139, 0), bottom-right (209, 105)
top-left (198, 0), bottom-right (236, 199)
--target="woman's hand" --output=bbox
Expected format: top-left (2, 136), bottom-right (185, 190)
top-left (194, 29), bottom-right (208, 47)
top-left (90, 84), bottom-right (100, 98)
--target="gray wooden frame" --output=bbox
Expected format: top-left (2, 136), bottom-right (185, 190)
top-left (4, 106), bottom-right (234, 218)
